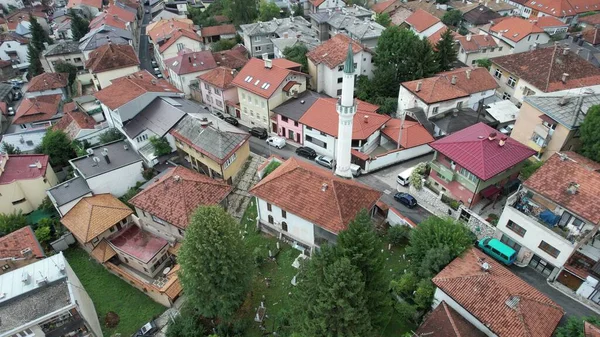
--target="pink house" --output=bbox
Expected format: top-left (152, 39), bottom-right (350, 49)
top-left (271, 91), bottom-right (326, 144)
top-left (197, 67), bottom-right (240, 115)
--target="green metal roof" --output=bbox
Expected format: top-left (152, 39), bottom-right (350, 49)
top-left (343, 43), bottom-right (354, 74)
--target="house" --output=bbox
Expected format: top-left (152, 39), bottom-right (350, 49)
top-left (12, 94), bottom-right (63, 130)
top-left (489, 46), bottom-right (600, 104)
top-left (212, 46), bottom-right (249, 69)
top-left (164, 49), bottom-right (217, 96)
top-left (432, 248), bottom-right (564, 337)
top-left (533, 16), bottom-right (569, 35)
top-left (233, 57), bottom-right (309, 129)
top-left (25, 73), bottom-right (69, 99)
top-left (427, 122), bottom-right (535, 208)
top-left (47, 176), bottom-right (93, 217)
top-left (67, 0), bottom-right (103, 17)
top-left (512, 0), bottom-right (599, 24)
top-left (6, 9), bottom-right (49, 33)
top-left (370, 0), bottom-right (402, 15)
top-left (147, 18), bottom-right (201, 70)
top-left (495, 151), bottom-right (600, 285)
top-left (89, 5), bottom-right (139, 49)
top-left (308, 0), bottom-right (345, 13)
top-left (486, 17), bottom-right (551, 53)
top-left (197, 66), bottom-right (238, 114)
top-left (42, 41), bottom-right (85, 73)
top-left (69, 140), bottom-right (144, 197)
top-left (53, 17), bottom-right (73, 40)
top-left (199, 24), bottom-right (236, 44)
top-left (271, 90), bottom-right (327, 144)
top-left (240, 16), bottom-right (318, 58)
top-left (130, 166), bottom-right (232, 241)
top-left (404, 9), bottom-right (445, 39)
top-left (307, 34), bottom-right (374, 98)
top-left (170, 114), bottom-right (250, 184)
top-left (510, 94), bottom-right (599, 160)
top-left (0, 32), bottom-right (29, 70)
top-left (581, 26), bottom-right (600, 47)
top-left (72, 95), bottom-right (107, 123)
top-left (52, 102), bottom-right (107, 145)
top-left (0, 226), bottom-right (44, 272)
top-left (310, 8), bottom-right (384, 49)
top-left (272, 38), bottom-right (311, 59)
top-left (455, 33), bottom-right (509, 66)
top-left (0, 252), bottom-right (103, 337)
top-left (414, 301), bottom-right (486, 337)
top-left (86, 44), bottom-right (140, 90)
top-left (249, 157), bottom-right (381, 252)
top-left (78, 25), bottom-right (134, 61)
top-left (0, 59), bottom-right (17, 81)
top-left (0, 154), bottom-right (58, 215)
top-left (0, 129), bottom-right (46, 154)
top-left (462, 5), bottom-right (502, 28)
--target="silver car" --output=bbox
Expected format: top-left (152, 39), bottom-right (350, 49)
top-left (315, 155), bottom-right (334, 169)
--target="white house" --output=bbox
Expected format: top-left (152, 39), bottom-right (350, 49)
top-left (405, 9), bottom-right (445, 39)
top-left (85, 43), bottom-right (140, 90)
top-left (164, 49), bottom-right (217, 97)
top-left (0, 32), bottom-right (29, 70)
top-left (24, 72), bottom-right (69, 99)
top-left (308, 0), bottom-right (345, 13)
top-left (455, 33), bottom-right (511, 66)
top-left (146, 19), bottom-right (201, 72)
top-left (487, 17), bottom-right (551, 54)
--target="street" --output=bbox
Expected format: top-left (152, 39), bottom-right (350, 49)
top-left (138, 5), bottom-right (153, 73)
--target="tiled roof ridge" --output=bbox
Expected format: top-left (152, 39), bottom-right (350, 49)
top-left (544, 45), bottom-right (559, 91)
top-left (331, 179), bottom-right (345, 228)
top-left (441, 302), bottom-right (462, 336)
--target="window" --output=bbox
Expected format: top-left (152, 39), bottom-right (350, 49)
top-left (490, 48), bottom-right (495, 52)
top-left (92, 237), bottom-right (99, 245)
top-left (494, 68), bottom-right (502, 79)
top-left (502, 92), bottom-right (511, 100)
top-left (306, 126), bottom-right (313, 131)
top-left (539, 241), bottom-right (560, 258)
top-left (223, 153), bottom-right (237, 169)
top-left (282, 210), bottom-right (287, 218)
top-left (482, 48), bottom-right (487, 53)
top-left (268, 215), bottom-right (274, 224)
top-left (178, 228), bottom-right (184, 236)
top-left (456, 101), bottom-right (463, 108)
top-left (255, 46), bottom-right (262, 52)
top-left (177, 43), bottom-right (184, 51)
top-left (281, 221), bottom-right (288, 232)
top-left (558, 211), bottom-right (584, 228)
top-left (123, 256), bottom-right (129, 263)
top-left (74, 57), bottom-right (82, 62)
top-left (461, 48), bottom-right (465, 54)
top-left (254, 97), bottom-right (258, 105)
top-left (152, 215), bottom-right (169, 226)
top-left (281, 116), bottom-right (288, 122)
top-left (500, 234), bottom-right (522, 251)
top-left (136, 134), bottom-right (148, 143)
top-left (214, 88), bottom-right (221, 95)
top-left (20, 124), bottom-right (27, 129)
top-left (459, 167), bottom-right (478, 183)
top-left (336, 89), bottom-right (342, 96)
top-left (499, 47), bottom-right (503, 51)
top-left (337, 77), bottom-right (343, 83)
top-left (204, 83), bottom-right (210, 90)
top-left (11, 198), bottom-right (26, 205)
top-left (261, 101), bottom-right (265, 108)
top-left (432, 107), bottom-right (439, 115)
top-left (242, 93), bottom-right (246, 101)
top-left (254, 36), bottom-right (261, 42)
top-left (294, 121), bottom-right (298, 127)
top-left (507, 76), bottom-right (516, 88)
top-left (216, 100), bottom-right (223, 107)
top-left (267, 203), bottom-right (272, 211)
top-left (506, 220), bottom-right (527, 237)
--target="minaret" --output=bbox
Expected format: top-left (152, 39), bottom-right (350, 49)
top-left (334, 44), bottom-right (357, 179)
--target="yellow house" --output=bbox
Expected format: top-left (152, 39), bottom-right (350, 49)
top-left (0, 154), bottom-right (58, 215)
top-left (170, 114), bottom-right (251, 184)
top-left (510, 95), bottom-right (594, 160)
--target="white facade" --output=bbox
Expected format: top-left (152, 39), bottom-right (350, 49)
top-left (467, 88), bottom-right (496, 110)
top-left (0, 39), bottom-right (29, 67)
top-left (167, 68), bottom-right (208, 97)
top-left (411, 21), bottom-right (445, 39)
top-left (92, 65), bottom-right (140, 90)
top-left (303, 125), bottom-right (337, 158)
top-left (154, 36), bottom-right (203, 71)
top-left (256, 197), bottom-right (316, 248)
top-left (489, 31), bottom-right (550, 54)
top-left (81, 161), bottom-right (145, 197)
top-left (397, 85), bottom-right (470, 118)
top-left (311, 50), bottom-right (373, 98)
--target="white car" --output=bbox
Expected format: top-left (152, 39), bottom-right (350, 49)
top-left (499, 124), bottom-right (514, 135)
top-left (266, 136), bottom-right (286, 149)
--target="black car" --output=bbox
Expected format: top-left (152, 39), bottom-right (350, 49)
top-left (224, 116), bottom-right (239, 126)
top-left (394, 192), bottom-right (418, 208)
top-left (296, 146), bottom-right (317, 159)
top-left (212, 111), bottom-right (225, 119)
top-left (249, 127), bottom-right (268, 139)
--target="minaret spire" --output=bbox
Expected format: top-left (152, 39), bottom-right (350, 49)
top-left (334, 43), bottom-right (358, 179)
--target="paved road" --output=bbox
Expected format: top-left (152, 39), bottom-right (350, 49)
top-left (138, 5), bottom-right (153, 73)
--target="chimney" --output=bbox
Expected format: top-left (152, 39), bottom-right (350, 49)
top-left (499, 135), bottom-right (507, 146)
top-left (20, 247), bottom-right (33, 259)
top-left (364, 115), bottom-right (369, 123)
top-left (562, 47), bottom-right (569, 55)
top-left (35, 160), bottom-right (41, 169)
top-left (576, 47), bottom-right (583, 55)
top-left (466, 33), bottom-right (472, 41)
top-left (101, 148), bottom-right (110, 164)
top-left (466, 69), bottom-right (471, 79)
top-left (321, 183), bottom-right (328, 192)
top-left (488, 132), bottom-right (497, 141)
top-left (566, 182), bottom-right (579, 195)
top-left (264, 58), bottom-right (272, 68)
top-left (416, 81), bottom-right (423, 92)
top-left (561, 73), bottom-right (569, 83)
top-left (451, 75), bottom-right (457, 85)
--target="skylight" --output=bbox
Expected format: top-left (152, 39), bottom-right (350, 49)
top-left (254, 79), bottom-right (261, 86)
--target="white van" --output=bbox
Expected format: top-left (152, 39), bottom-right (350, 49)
top-left (397, 166), bottom-right (416, 186)
top-left (350, 164), bottom-right (362, 177)
top-left (266, 136), bottom-right (286, 149)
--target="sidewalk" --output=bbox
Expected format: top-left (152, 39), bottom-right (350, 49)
top-left (548, 280), bottom-right (600, 315)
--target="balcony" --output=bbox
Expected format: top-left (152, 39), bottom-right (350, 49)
top-left (430, 160), bottom-right (454, 181)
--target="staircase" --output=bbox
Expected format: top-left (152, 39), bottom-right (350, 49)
top-left (228, 154), bottom-right (266, 220)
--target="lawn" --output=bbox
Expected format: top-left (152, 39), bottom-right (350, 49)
top-left (239, 198), bottom-right (414, 337)
top-left (64, 248), bottom-right (166, 337)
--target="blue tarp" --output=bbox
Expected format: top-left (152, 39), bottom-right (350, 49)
top-left (540, 210), bottom-right (559, 226)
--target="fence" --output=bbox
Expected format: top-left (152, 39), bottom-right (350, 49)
top-left (358, 145), bottom-right (432, 173)
top-left (456, 205), bottom-right (496, 240)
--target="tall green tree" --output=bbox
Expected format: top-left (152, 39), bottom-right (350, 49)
top-left (375, 13), bottom-right (391, 27)
top-left (294, 246), bottom-right (373, 337)
top-left (27, 43), bottom-right (44, 78)
top-left (555, 316), bottom-right (600, 337)
top-left (212, 39), bottom-right (237, 52)
top-left (178, 206), bottom-right (251, 320)
top-left (579, 105), bottom-right (600, 162)
top-left (29, 14), bottom-right (51, 51)
top-left (293, 4), bottom-right (304, 17)
top-left (435, 29), bottom-right (458, 71)
top-left (442, 9), bottom-right (462, 27)
top-left (223, 0), bottom-right (257, 24)
top-left (337, 209), bottom-right (391, 328)
top-left (258, 0), bottom-right (281, 21)
top-left (476, 58), bottom-right (492, 69)
top-left (54, 62), bottom-right (77, 87)
top-left (408, 38), bottom-right (439, 80)
top-left (0, 211), bottom-right (27, 235)
top-left (69, 9), bottom-right (90, 41)
top-left (283, 44), bottom-right (309, 72)
top-left (38, 129), bottom-right (77, 167)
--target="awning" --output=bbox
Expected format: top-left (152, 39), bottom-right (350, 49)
top-left (480, 185), bottom-right (501, 199)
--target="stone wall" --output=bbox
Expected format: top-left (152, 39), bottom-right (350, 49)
top-left (409, 185), bottom-right (458, 218)
top-left (456, 205), bottom-right (496, 240)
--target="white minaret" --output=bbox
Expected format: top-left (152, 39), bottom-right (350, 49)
top-left (334, 44), bottom-right (357, 179)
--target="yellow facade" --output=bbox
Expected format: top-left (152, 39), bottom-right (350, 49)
top-left (0, 165), bottom-right (58, 214)
top-left (175, 139), bottom-right (250, 183)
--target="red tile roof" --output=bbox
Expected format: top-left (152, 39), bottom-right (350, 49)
top-left (158, 28), bottom-right (203, 53)
top-left (522, 0), bottom-right (599, 17)
top-left (164, 49), bottom-right (217, 75)
top-left (491, 46), bottom-right (600, 93)
top-left (405, 9), bottom-right (441, 33)
top-left (0, 226), bottom-right (44, 259)
top-left (249, 157), bottom-right (381, 234)
top-left (415, 301), bottom-right (486, 337)
top-left (299, 98), bottom-right (389, 140)
top-left (532, 16), bottom-right (568, 28)
top-left (200, 24), bottom-right (236, 37)
top-left (109, 224), bottom-right (168, 262)
top-left (523, 151), bottom-right (600, 224)
top-left (147, 19), bottom-right (195, 42)
top-left (212, 48), bottom-right (249, 69)
top-left (381, 119), bottom-right (434, 148)
top-left (433, 248), bottom-right (564, 337)
top-left (309, 0), bottom-right (326, 7)
top-left (0, 32), bottom-right (29, 44)
top-left (580, 13), bottom-right (600, 25)
top-left (0, 102), bottom-right (7, 115)
top-left (198, 66), bottom-right (236, 89)
top-left (307, 34), bottom-right (366, 69)
top-left (438, 67), bottom-right (499, 94)
top-left (585, 322), bottom-right (600, 337)
top-left (490, 17), bottom-right (544, 42)
top-left (232, 58), bottom-right (306, 99)
top-left (85, 43), bottom-right (140, 73)
top-left (427, 25), bottom-right (459, 47)
top-left (430, 123), bottom-right (536, 180)
top-left (6, 9), bottom-right (46, 30)
top-left (582, 26), bottom-right (600, 46)
top-left (130, 166), bottom-right (232, 229)
top-left (94, 70), bottom-right (180, 110)
top-left (67, 0), bottom-right (102, 9)
top-left (456, 34), bottom-right (497, 52)
top-left (89, 9), bottom-right (134, 30)
top-left (371, 0), bottom-right (399, 13)
top-left (0, 154), bottom-right (50, 184)
top-left (27, 72), bottom-right (68, 93)
top-left (272, 58), bottom-right (302, 70)
top-left (402, 76), bottom-right (469, 104)
top-left (13, 94), bottom-right (62, 125)
top-left (53, 104), bottom-right (97, 139)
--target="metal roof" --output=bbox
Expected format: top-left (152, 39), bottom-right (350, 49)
top-left (122, 97), bottom-right (187, 139)
top-left (70, 140), bottom-right (142, 178)
top-left (525, 94), bottom-right (600, 130)
top-left (271, 91), bottom-right (326, 121)
top-left (47, 176), bottom-right (92, 207)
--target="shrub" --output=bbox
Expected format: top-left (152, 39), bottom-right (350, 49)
top-left (262, 161), bottom-right (281, 178)
top-left (441, 194), bottom-right (460, 210)
top-left (388, 225), bottom-right (411, 246)
top-left (142, 168), bottom-right (155, 181)
top-left (252, 247), bottom-right (266, 267)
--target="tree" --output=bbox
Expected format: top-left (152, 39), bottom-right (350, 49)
top-left (442, 9), bottom-right (462, 27)
top-left (475, 58), bottom-right (492, 69)
top-left (29, 15), bottom-right (51, 51)
top-left (212, 39), bottom-right (237, 52)
top-left (555, 316), bottom-right (600, 337)
top-left (435, 29), bottom-right (458, 71)
top-left (178, 206), bottom-right (251, 320)
top-left (408, 39), bottom-right (439, 80)
top-left (293, 4), bottom-right (303, 17)
top-left (35, 224), bottom-right (52, 244)
top-left (223, 0), bottom-right (257, 25)
top-left (578, 105), bottom-right (600, 162)
top-left (520, 159), bottom-right (543, 180)
top-left (54, 62), bottom-right (78, 87)
top-left (27, 43), bottom-right (43, 77)
top-left (98, 128), bottom-right (124, 144)
top-left (294, 247), bottom-right (373, 337)
top-left (283, 44), bottom-right (309, 72)
top-left (0, 212), bottom-right (27, 235)
top-left (337, 209), bottom-right (391, 328)
top-left (166, 313), bottom-right (205, 337)
top-left (38, 129), bottom-right (77, 167)
top-left (375, 13), bottom-right (391, 27)
top-left (149, 136), bottom-right (172, 156)
top-left (2, 142), bottom-right (22, 154)
top-left (258, 0), bottom-right (281, 21)
top-left (69, 9), bottom-right (90, 41)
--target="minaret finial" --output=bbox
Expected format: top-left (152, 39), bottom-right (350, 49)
top-left (343, 43), bottom-right (354, 74)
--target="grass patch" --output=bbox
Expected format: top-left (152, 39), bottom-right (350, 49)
top-left (64, 248), bottom-right (166, 337)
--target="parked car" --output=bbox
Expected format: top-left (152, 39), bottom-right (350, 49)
top-left (212, 111), bottom-right (224, 119)
top-left (249, 127), bottom-right (268, 139)
top-left (151, 60), bottom-right (157, 67)
top-left (350, 164), bottom-right (362, 177)
top-left (156, 73), bottom-right (163, 79)
top-left (132, 321), bottom-right (159, 337)
top-left (393, 192), bottom-right (417, 208)
top-left (499, 124), bottom-right (514, 135)
top-left (315, 155), bottom-right (334, 169)
top-left (266, 136), bottom-right (286, 149)
top-left (224, 116), bottom-right (239, 126)
top-left (7, 107), bottom-right (14, 115)
top-left (296, 146), bottom-right (317, 159)
top-left (153, 67), bottom-right (160, 74)
top-left (477, 237), bottom-right (517, 265)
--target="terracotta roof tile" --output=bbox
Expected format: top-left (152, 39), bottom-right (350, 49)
top-left (430, 122), bottom-right (536, 180)
top-left (198, 66), bottom-right (236, 89)
top-left (521, 0), bottom-right (599, 16)
top-left (212, 48), bottom-right (249, 69)
top-left (90, 239), bottom-right (117, 262)
top-left (405, 9), bottom-right (441, 33)
top-left (433, 248), bottom-right (564, 337)
top-left (0, 154), bottom-right (50, 184)
top-left (13, 94), bottom-right (62, 125)
top-left (61, 194), bottom-right (133, 243)
top-left (250, 158), bottom-right (381, 234)
top-left (0, 226), bottom-right (44, 259)
top-left (27, 73), bottom-right (68, 92)
top-left (490, 17), bottom-right (544, 42)
top-left (427, 25), bottom-right (459, 47)
top-left (0, 32), bottom-right (29, 44)
top-left (158, 28), bottom-right (202, 53)
top-left (299, 98), bottom-right (389, 140)
top-left (438, 67), bottom-right (499, 94)
top-left (580, 13), bottom-right (600, 25)
top-left (307, 34), bottom-right (365, 69)
top-left (147, 18), bottom-right (194, 42)
top-left (456, 34), bottom-right (498, 52)
top-left (523, 151), bottom-right (600, 224)
top-left (416, 301), bottom-right (486, 337)
top-left (232, 58), bottom-right (306, 99)
top-left (491, 47), bottom-right (600, 92)
top-left (309, 0), bottom-right (326, 7)
top-left (585, 322), bottom-right (600, 337)
top-left (371, 0), bottom-right (399, 13)
top-left (200, 24), bottom-right (236, 37)
top-left (533, 16), bottom-right (569, 28)
top-left (85, 43), bottom-right (139, 73)
top-left (129, 166), bottom-right (232, 229)
top-left (53, 105), bottom-right (97, 140)
top-left (164, 50), bottom-right (217, 75)
top-left (67, 0), bottom-right (102, 9)
top-left (381, 119), bottom-right (434, 148)
top-left (582, 26), bottom-right (600, 46)
top-left (402, 76), bottom-right (469, 104)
